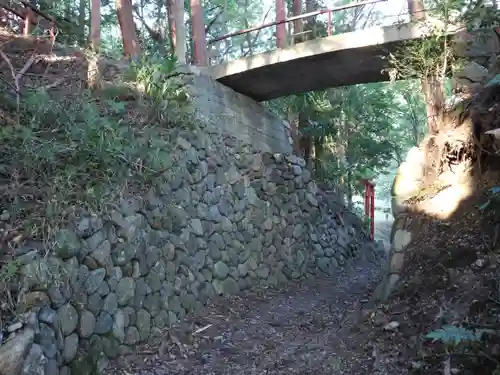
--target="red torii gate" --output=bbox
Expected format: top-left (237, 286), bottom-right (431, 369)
top-left (361, 178), bottom-right (375, 241)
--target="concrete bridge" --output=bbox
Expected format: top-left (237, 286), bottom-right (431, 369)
top-left (184, 0), bottom-right (464, 101)
top-left (207, 22), bottom-right (456, 101)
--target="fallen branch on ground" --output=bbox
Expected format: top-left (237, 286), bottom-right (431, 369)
top-left (0, 50), bottom-right (40, 120)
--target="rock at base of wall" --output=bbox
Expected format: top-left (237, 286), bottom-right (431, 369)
top-left (0, 328), bottom-right (35, 375)
top-left (391, 147), bottom-right (425, 217)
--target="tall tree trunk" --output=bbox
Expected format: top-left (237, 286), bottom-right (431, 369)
top-left (313, 137), bottom-right (325, 175)
top-left (291, 0), bottom-right (301, 44)
top-left (0, 8), bottom-right (6, 28)
top-left (421, 75), bottom-right (445, 134)
top-left (116, 0), bottom-right (141, 59)
top-left (345, 126), bottom-right (355, 210)
top-left (304, 0), bottom-right (317, 38)
top-left (78, 0), bottom-right (86, 45)
top-left (65, 0), bottom-right (72, 20)
top-left (339, 108), bottom-right (352, 207)
top-left (243, 0), bottom-right (253, 55)
top-left (346, 168), bottom-right (353, 209)
top-left (23, 0), bottom-right (37, 36)
top-left (288, 113), bottom-right (301, 154)
top-left (90, 0), bottom-right (100, 51)
top-left (190, 0), bottom-right (207, 65)
top-left (173, 0), bottom-right (186, 63)
top-left (407, 0), bottom-right (425, 20)
top-left (407, 0), bottom-right (445, 135)
top-left (23, 8), bottom-right (34, 35)
top-left (166, 0), bottom-right (177, 55)
top-left (298, 111), bottom-right (311, 162)
top-left (402, 90), bottom-right (422, 145)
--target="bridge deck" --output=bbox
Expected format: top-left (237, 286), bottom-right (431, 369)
top-left (207, 23), bottom-right (451, 101)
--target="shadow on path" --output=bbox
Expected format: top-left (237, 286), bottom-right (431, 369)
top-left (107, 259), bottom-right (386, 375)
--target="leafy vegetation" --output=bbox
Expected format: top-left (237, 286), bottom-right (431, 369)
top-left (126, 54), bottom-right (186, 102)
top-left (478, 186), bottom-right (500, 211)
top-left (267, 79), bottom-right (427, 206)
top-left (425, 324), bottom-right (494, 346)
top-left (0, 53), bottom-right (185, 240)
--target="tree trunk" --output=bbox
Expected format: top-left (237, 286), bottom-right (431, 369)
top-left (346, 166), bottom-right (353, 209)
top-left (407, 0), bottom-right (445, 135)
top-left (173, 0), bottom-right (186, 63)
top-left (304, 0), bottom-right (318, 38)
top-left (78, 0), bottom-right (86, 45)
top-left (292, 0), bottom-right (301, 44)
top-left (0, 8), bottom-right (6, 28)
top-left (298, 111), bottom-right (310, 162)
top-left (289, 117), bottom-right (301, 155)
top-left (23, 8), bottom-right (33, 35)
top-left (407, 0), bottom-right (425, 20)
top-left (116, 0), bottom-right (141, 59)
top-left (166, 0), bottom-right (177, 55)
top-left (64, 0), bottom-right (72, 20)
top-left (243, 0), bottom-right (253, 55)
top-left (90, 0), bottom-right (100, 52)
top-left (23, 0), bottom-right (38, 36)
top-left (401, 90), bottom-right (422, 145)
top-left (421, 75), bottom-right (445, 134)
top-left (190, 0), bottom-right (207, 65)
top-left (313, 137), bottom-right (325, 175)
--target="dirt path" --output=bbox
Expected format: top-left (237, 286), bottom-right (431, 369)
top-left (374, 219), bottom-right (393, 251)
top-left (107, 259), bottom-right (387, 375)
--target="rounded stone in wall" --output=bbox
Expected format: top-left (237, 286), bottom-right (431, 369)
top-left (391, 229), bottom-right (412, 253)
top-left (389, 252), bottom-right (405, 273)
top-left (37, 323), bottom-right (58, 359)
top-left (89, 334), bottom-right (103, 357)
top-left (153, 310), bottom-right (169, 329)
top-left (78, 310), bottom-right (96, 339)
top-left (391, 147), bottom-right (425, 217)
top-left (45, 358), bottom-right (59, 375)
top-left (60, 365), bottom-right (70, 375)
top-left (136, 309), bottom-right (151, 342)
top-left (95, 312), bottom-right (113, 334)
top-left (124, 326), bottom-right (140, 345)
top-left (87, 293), bottom-right (103, 315)
top-left (116, 277), bottom-right (136, 306)
top-left (102, 293), bottom-right (118, 314)
top-left (123, 306), bottom-right (136, 326)
top-left (57, 304), bottom-right (79, 336)
top-left (62, 333), bottom-right (78, 363)
top-left (101, 336), bottom-right (120, 359)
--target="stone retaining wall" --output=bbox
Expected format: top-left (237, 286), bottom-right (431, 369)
top-left (0, 73), bottom-right (382, 375)
top-left (183, 66), bottom-right (293, 154)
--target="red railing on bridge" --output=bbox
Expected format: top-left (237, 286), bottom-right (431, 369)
top-left (193, 0), bottom-right (388, 66)
top-left (209, 0), bottom-right (387, 45)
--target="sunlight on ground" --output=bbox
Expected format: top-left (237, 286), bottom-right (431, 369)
top-left (420, 183), bottom-right (474, 219)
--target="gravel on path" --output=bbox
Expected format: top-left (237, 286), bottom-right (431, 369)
top-left (107, 258), bottom-right (388, 375)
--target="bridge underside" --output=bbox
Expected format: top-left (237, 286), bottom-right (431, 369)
top-left (208, 23), bottom-right (451, 101)
top-left (217, 42), bottom-right (401, 101)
